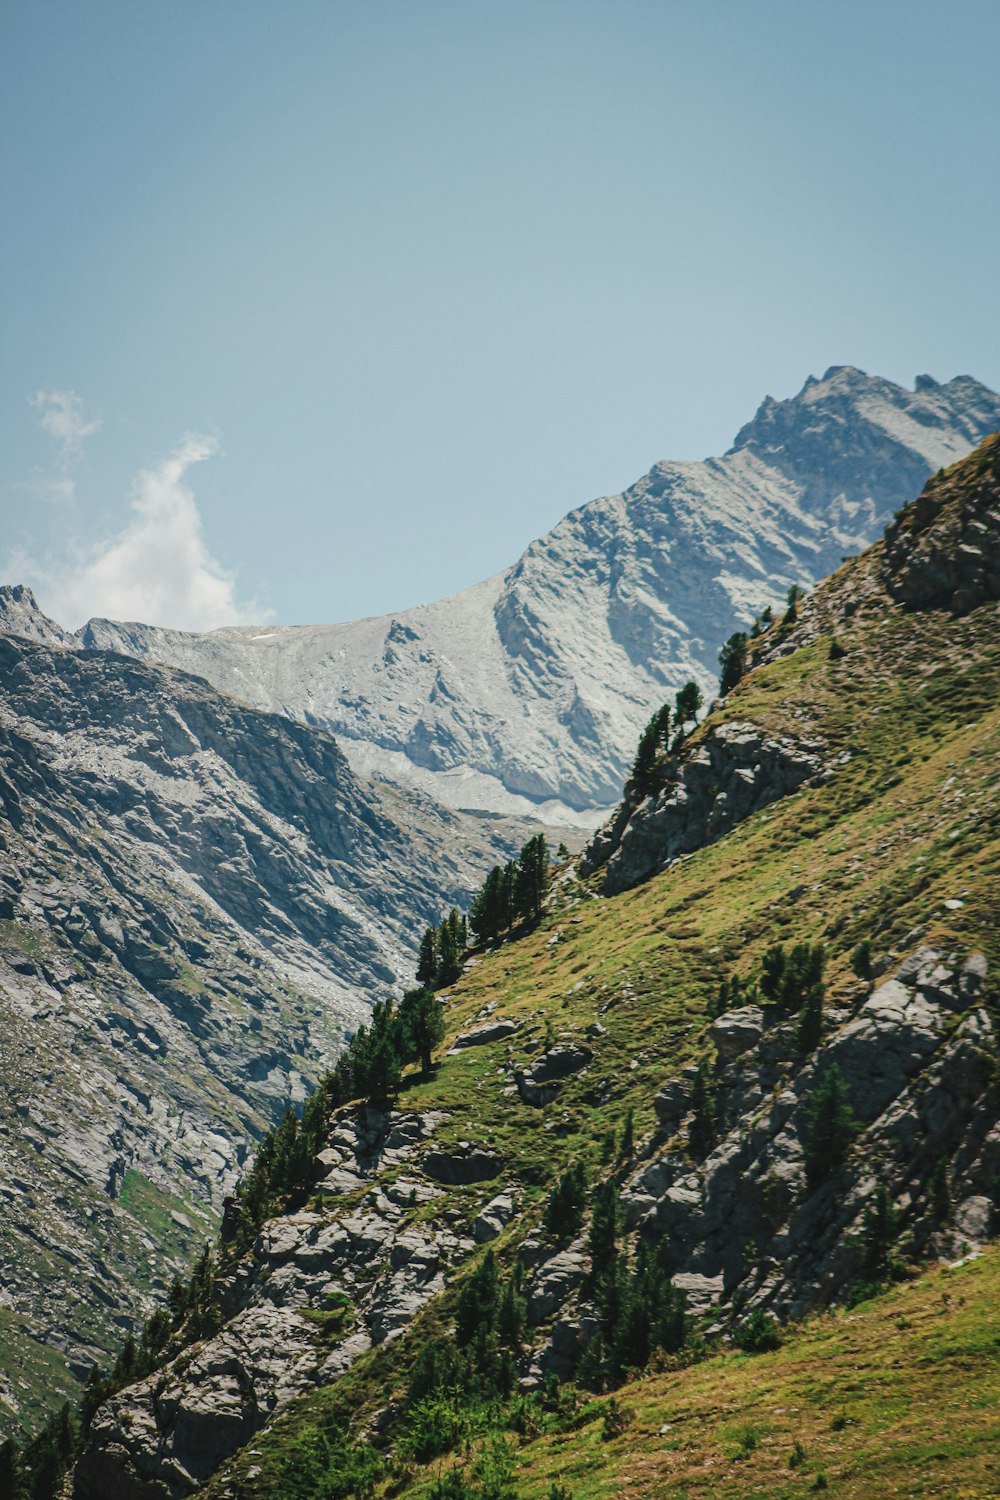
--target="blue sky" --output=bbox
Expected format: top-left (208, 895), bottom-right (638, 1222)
top-left (2, 0), bottom-right (998, 630)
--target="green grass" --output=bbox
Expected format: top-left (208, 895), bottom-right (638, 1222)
top-left (118, 1167), bottom-right (211, 1258)
top-left (476, 1250), bottom-right (1000, 1500)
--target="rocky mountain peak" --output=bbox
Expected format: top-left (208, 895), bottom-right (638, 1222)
top-left (0, 583), bottom-right (76, 648)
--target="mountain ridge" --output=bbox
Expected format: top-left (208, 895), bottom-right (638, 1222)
top-left (39, 366), bottom-right (999, 819)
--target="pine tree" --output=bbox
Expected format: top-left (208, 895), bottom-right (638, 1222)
top-left (397, 986), bottom-right (445, 1074)
top-left (437, 919), bottom-right (460, 987)
top-left (543, 1163), bottom-right (587, 1241)
top-left (851, 939), bottom-right (873, 982)
top-left (631, 705), bottom-right (671, 796)
top-left (589, 1180), bottom-right (620, 1278)
top-left (455, 1250), bottom-right (500, 1345)
top-left (929, 1157), bottom-right (951, 1223)
top-left (719, 631), bottom-right (749, 694)
top-left (796, 984), bottom-right (824, 1053)
top-left (803, 1064), bottom-right (859, 1187)
top-left (674, 681), bottom-right (704, 732)
top-left (416, 926), bottom-right (439, 986)
top-left (783, 584), bottom-right (805, 625)
top-left (862, 1183), bottom-right (898, 1276)
top-left (497, 1267), bottom-right (526, 1349)
top-left (0, 1438), bottom-right (24, 1500)
top-left (688, 1059), bottom-right (716, 1156)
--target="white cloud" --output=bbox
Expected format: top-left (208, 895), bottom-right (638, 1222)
top-left (26, 387), bottom-right (102, 503)
top-left (29, 388), bottom-right (102, 452)
top-left (15, 434), bottom-right (271, 633)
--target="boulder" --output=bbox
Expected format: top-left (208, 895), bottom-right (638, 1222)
top-left (528, 1044), bottom-right (592, 1083)
top-left (710, 1005), bottom-right (765, 1063)
top-left (448, 1018), bottom-right (522, 1051)
top-left (653, 1078), bottom-right (689, 1129)
top-left (473, 1192), bottom-right (517, 1244)
top-left (514, 1070), bottom-right (559, 1108)
top-left (527, 1247), bottom-right (587, 1323)
top-left (421, 1146), bottom-right (502, 1185)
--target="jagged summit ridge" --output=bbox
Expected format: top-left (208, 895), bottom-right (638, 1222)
top-left (18, 368), bottom-right (1000, 819)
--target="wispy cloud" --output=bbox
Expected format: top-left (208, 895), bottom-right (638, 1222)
top-left (10, 434), bottom-right (271, 633)
top-left (26, 387), bottom-right (102, 503)
top-left (29, 388), bottom-right (102, 453)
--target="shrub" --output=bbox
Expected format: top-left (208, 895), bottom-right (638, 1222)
top-left (733, 1308), bottom-right (782, 1353)
top-left (601, 1396), bottom-right (632, 1440)
top-left (850, 939), bottom-right (873, 981)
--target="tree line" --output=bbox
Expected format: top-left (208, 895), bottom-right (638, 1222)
top-left (630, 680), bottom-right (704, 798)
top-left (415, 835), bottom-right (550, 988)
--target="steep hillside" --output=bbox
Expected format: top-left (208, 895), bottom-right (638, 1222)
top-left (74, 368), bottom-right (1000, 818)
top-left (0, 617), bottom-right (533, 1438)
top-left (61, 437), bottom-right (999, 1499)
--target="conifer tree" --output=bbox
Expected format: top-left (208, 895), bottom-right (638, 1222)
top-left (589, 1180), bottom-right (620, 1277)
top-left (719, 631), bottom-right (749, 694)
top-left (688, 1059), bottom-right (716, 1156)
top-left (416, 926), bottom-right (439, 986)
top-left (397, 986), bottom-right (445, 1074)
top-left (796, 983), bottom-right (824, 1053)
top-left (0, 1438), bottom-right (24, 1500)
top-left (862, 1183), bottom-right (898, 1276)
top-left (631, 705), bottom-right (671, 796)
top-left (674, 681), bottom-right (703, 732)
top-left (803, 1064), bottom-right (858, 1187)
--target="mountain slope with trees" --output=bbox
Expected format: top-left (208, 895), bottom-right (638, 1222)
top-left (31, 434), bottom-right (999, 1500)
top-left (0, 613), bottom-right (536, 1443)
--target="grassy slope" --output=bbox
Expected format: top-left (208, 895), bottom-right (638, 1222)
top-left (427, 1248), bottom-right (1000, 1500)
top-left (201, 514), bottom-right (1000, 1498)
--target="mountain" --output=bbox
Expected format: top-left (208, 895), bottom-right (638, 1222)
top-left (75, 367), bottom-right (1000, 819)
top-left (61, 435), bottom-right (999, 1500)
top-left (0, 603), bottom-right (535, 1436)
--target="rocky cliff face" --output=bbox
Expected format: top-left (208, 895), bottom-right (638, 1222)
top-left (73, 369), bottom-right (1000, 818)
top-left (0, 617), bottom-right (530, 1435)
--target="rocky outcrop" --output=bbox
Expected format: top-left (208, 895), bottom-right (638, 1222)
top-left (421, 1146), bottom-right (503, 1185)
top-left (882, 431), bottom-right (1000, 614)
top-left (621, 949), bottom-right (993, 1327)
top-left (585, 721), bottom-right (824, 893)
top-left (514, 1043), bottom-right (592, 1107)
top-left (448, 1017), bottom-right (523, 1050)
top-left (500, 948), bottom-right (997, 1396)
top-left (710, 1005), bottom-right (765, 1063)
top-left (74, 1107), bottom-right (476, 1499)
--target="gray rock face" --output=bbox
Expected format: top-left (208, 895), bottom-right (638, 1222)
top-left (586, 720), bottom-right (824, 892)
top-left (60, 370), bottom-right (1000, 818)
top-left (882, 434), bottom-right (1000, 615)
top-left (74, 1107), bottom-right (474, 1500)
top-left (0, 628), bottom-right (528, 1432)
top-left (526, 1044), bottom-right (593, 1083)
top-left (615, 948), bottom-right (998, 1323)
top-left (473, 1192), bottom-right (517, 1244)
top-left (526, 1245), bottom-right (588, 1323)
